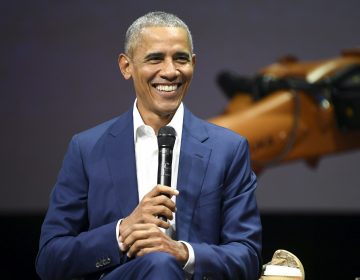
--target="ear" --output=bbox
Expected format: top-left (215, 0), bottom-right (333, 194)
top-left (118, 53), bottom-right (132, 80)
top-left (191, 53), bottom-right (196, 67)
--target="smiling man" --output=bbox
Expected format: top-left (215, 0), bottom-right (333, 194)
top-left (36, 12), bottom-right (262, 280)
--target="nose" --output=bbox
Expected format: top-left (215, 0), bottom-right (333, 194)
top-left (160, 59), bottom-right (179, 81)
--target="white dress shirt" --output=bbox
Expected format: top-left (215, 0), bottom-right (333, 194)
top-left (116, 101), bottom-right (194, 275)
top-left (133, 101), bottom-right (182, 205)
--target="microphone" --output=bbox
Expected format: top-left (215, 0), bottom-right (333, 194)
top-left (157, 126), bottom-right (176, 221)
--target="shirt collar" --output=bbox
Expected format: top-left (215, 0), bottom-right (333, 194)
top-left (133, 99), bottom-right (184, 142)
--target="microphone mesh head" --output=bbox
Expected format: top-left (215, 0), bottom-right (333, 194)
top-left (158, 126), bottom-right (176, 148)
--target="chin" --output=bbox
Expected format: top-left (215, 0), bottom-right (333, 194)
top-left (155, 105), bottom-right (179, 117)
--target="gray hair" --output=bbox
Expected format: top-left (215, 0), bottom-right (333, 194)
top-left (124, 11), bottom-right (193, 56)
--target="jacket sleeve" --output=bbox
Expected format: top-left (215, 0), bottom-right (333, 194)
top-left (191, 139), bottom-right (262, 280)
top-left (36, 135), bottom-right (124, 280)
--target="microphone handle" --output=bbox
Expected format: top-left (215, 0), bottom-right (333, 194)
top-left (157, 147), bottom-right (173, 222)
top-left (158, 147), bottom-right (172, 186)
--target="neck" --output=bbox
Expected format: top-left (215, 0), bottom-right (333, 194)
top-left (140, 112), bottom-right (174, 135)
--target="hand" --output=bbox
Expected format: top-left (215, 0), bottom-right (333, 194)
top-left (120, 184), bottom-right (178, 235)
top-left (121, 223), bottom-right (189, 265)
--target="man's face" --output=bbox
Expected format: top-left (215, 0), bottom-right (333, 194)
top-left (119, 26), bottom-right (195, 121)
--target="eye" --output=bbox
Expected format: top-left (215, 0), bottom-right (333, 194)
top-left (148, 57), bottom-right (162, 64)
top-left (144, 53), bottom-right (164, 64)
top-left (175, 55), bottom-right (190, 64)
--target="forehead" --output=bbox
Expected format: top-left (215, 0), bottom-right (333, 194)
top-left (132, 26), bottom-right (192, 57)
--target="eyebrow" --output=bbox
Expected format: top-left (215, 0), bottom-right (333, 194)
top-left (173, 52), bottom-right (191, 60)
top-left (144, 51), bottom-right (191, 61)
top-left (144, 52), bottom-right (164, 61)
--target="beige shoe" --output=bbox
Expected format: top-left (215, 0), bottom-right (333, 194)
top-left (260, 249), bottom-right (305, 280)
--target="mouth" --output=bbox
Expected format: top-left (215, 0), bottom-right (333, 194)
top-left (153, 83), bottom-right (182, 93)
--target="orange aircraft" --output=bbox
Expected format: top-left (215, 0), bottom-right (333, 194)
top-left (210, 49), bottom-right (360, 173)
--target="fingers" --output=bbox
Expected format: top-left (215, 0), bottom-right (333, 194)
top-left (117, 186), bottom-right (184, 261)
top-left (127, 196), bottom-right (175, 222)
top-left (119, 185), bottom-right (179, 246)
top-left (122, 185), bottom-right (178, 228)
top-left (141, 193), bottom-right (176, 212)
top-left (128, 209), bottom-right (171, 229)
top-left (121, 214), bottom-right (169, 243)
top-left (121, 224), bottom-right (164, 257)
top-left (147, 185), bottom-right (179, 199)
top-left (144, 185), bottom-right (178, 218)
top-left (120, 224), bottom-right (189, 264)
top-left (150, 194), bottom-right (177, 213)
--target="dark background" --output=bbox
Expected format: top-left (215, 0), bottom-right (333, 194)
top-left (1, 1), bottom-right (359, 279)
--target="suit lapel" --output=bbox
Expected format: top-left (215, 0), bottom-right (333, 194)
top-left (106, 109), bottom-right (139, 218)
top-left (176, 108), bottom-right (211, 241)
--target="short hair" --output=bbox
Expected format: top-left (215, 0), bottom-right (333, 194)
top-left (124, 11), bottom-right (193, 57)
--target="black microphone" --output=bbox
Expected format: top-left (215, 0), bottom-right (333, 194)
top-left (157, 126), bottom-right (176, 221)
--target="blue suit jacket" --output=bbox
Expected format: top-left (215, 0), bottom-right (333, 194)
top-left (36, 106), bottom-right (262, 280)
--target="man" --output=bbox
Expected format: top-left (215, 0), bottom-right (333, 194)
top-left (36, 11), bottom-right (262, 280)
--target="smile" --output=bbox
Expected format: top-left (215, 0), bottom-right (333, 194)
top-left (154, 84), bottom-right (181, 92)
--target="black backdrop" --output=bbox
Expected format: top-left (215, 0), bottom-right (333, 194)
top-left (1, 1), bottom-right (360, 279)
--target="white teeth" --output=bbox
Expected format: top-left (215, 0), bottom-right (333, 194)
top-left (156, 84), bottom-right (177, 92)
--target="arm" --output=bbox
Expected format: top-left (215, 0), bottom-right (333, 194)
top-left (191, 138), bottom-right (262, 280)
top-left (36, 135), bottom-right (123, 280)
top-left (36, 135), bottom-right (188, 279)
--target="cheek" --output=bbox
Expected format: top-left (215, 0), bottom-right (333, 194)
top-left (183, 67), bottom-right (194, 80)
top-left (133, 73), bottom-right (151, 91)
top-left (140, 66), bottom-right (158, 80)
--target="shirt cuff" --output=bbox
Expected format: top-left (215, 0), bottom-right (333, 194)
top-left (116, 218), bottom-right (125, 252)
top-left (179, 240), bottom-right (195, 275)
